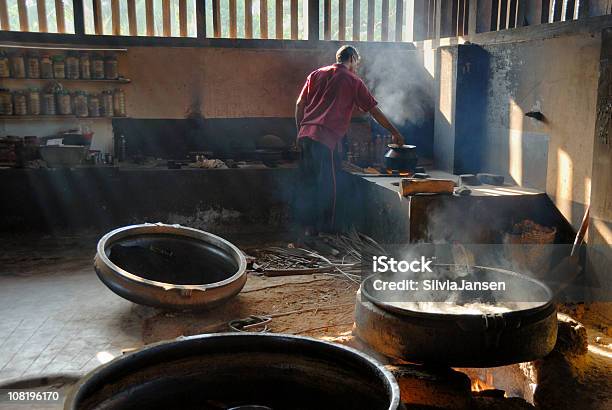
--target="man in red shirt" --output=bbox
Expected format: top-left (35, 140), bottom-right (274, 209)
top-left (295, 45), bottom-right (405, 235)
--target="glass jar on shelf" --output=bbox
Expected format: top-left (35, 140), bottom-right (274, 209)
top-left (52, 55), bottom-right (66, 79)
top-left (27, 88), bottom-right (40, 115)
top-left (56, 90), bottom-right (72, 115)
top-left (0, 52), bottom-right (10, 78)
top-left (26, 53), bottom-right (40, 78)
top-left (101, 90), bottom-right (114, 117)
top-left (74, 91), bottom-right (88, 117)
top-left (88, 93), bottom-right (100, 117)
top-left (80, 53), bottom-right (91, 79)
top-left (0, 88), bottom-right (13, 115)
top-left (13, 91), bottom-right (28, 116)
top-left (112, 88), bottom-right (126, 117)
top-left (66, 52), bottom-right (79, 79)
top-left (10, 53), bottom-right (26, 78)
top-left (40, 54), bottom-right (53, 78)
top-left (92, 54), bottom-right (105, 79)
top-left (104, 54), bottom-right (118, 79)
top-left (42, 91), bottom-right (56, 115)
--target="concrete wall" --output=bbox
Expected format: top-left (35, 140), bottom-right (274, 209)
top-left (120, 47), bottom-right (321, 120)
top-left (479, 34), bottom-right (599, 230)
top-left (587, 28), bottom-right (612, 311)
top-left (116, 45), bottom-right (434, 156)
top-left (433, 32), bottom-right (600, 229)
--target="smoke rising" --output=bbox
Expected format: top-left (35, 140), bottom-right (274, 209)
top-left (361, 52), bottom-right (432, 127)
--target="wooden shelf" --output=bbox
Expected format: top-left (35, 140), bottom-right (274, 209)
top-left (0, 44), bottom-right (127, 52)
top-left (0, 115), bottom-right (128, 120)
top-left (0, 77), bottom-right (131, 84)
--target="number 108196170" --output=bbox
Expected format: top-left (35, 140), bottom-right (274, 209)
top-left (6, 391), bottom-right (60, 401)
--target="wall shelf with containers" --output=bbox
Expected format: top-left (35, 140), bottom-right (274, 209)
top-left (2, 78), bottom-right (131, 84)
top-left (0, 46), bottom-right (129, 119)
top-left (0, 115), bottom-right (129, 120)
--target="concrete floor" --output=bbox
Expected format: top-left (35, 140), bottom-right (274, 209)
top-left (0, 232), bottom-right (357, 388)
top-left (0, 235), bottom-right (144, 383)
top-left (2, 233), bottom-right (610, 410)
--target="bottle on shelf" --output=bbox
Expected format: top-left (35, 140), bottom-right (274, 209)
top-left (52, 55), bottom-right (66, 79)
top-left (10, 53), bottom-right (26, 78)
top-left (0, 52), bottom-right (9, 78)
top-left (80, 53), bottom-right (91, 79)
top-left (88, 93), bottom-right (100, 117)
top-left (101, 90), bottom-right (114, 117)
top-left (0, 88), bottom-right (13, 115)
top-left (66, 52), bottom-right (80, 80)
top-left (27, 88), bottom-right (40, 115)
top-left (42, 90), bottom-right (56, 115)
top-left (56, 90), bottom-right (72, 115)
top-left (105, 54), bottom-right (118, 80)
top-left (13, 91), bottom-right (27, 116)
top-left (40, 54), bottom-right (53, 79)
top-left (114, 134), bottom-right (127, 162)
top-left (92, 54), bottom-right (105, 79)
top-left (74, 91), bottom-right (88, 117)
top-left (112, 88), bottom-right (126, 117)
top-left (26, 53), bottom-right (40, 78)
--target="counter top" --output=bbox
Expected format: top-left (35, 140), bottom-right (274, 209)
top-left (352, 169), bottom-right (543, 198)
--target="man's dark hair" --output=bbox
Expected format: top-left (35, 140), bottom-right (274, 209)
top-left (336, 45), bottom-right (360, 63)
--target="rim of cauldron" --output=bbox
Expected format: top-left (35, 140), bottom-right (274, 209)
top-left (361, 264), bottom-right (554, 321)
top-left (387, 144), bottom-right (416, 150)
top-left (64, 333), bottom-right (401, 410)
top-left (96, 223), bottom-right (247, 292)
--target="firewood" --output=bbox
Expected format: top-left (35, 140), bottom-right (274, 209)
top-left (386, 364), bottom-right (472, 409)
top-left (399, 178), bottom-right (456, 196)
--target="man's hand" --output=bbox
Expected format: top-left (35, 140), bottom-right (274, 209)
top-left (391, 132), bottom-right (405, 146)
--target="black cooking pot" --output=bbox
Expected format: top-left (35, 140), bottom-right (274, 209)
top-left (384, 144), bottom-right (417, 172)
top-left (355, 265), bottom-right (557, 367)
top-left (64, 333), bottom-right (401, 410)
top-left (94, 223), bottom-right (247, 311)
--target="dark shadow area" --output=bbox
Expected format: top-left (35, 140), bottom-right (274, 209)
top-left (112, 117), bottom-right (299, 159)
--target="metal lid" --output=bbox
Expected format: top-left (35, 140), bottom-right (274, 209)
top-left (387, 144), bottom-right (416, 149)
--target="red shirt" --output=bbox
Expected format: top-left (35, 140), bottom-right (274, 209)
top-left (297, 63), bottom-right (378, 150)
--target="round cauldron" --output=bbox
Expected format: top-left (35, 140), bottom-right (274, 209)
top-left (355, 265), bottom-right (557, 367)
top-left (384, 144), bottom-right (417, 172)
top-left (64, 333), bottom-right (401, 410)
top-left (94, 223), bottom-right (247, 310)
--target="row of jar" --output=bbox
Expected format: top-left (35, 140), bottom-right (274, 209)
top-left (0, 52), bottom-right (120, 80)
top-left (0, 88), bottom-right (126, 117)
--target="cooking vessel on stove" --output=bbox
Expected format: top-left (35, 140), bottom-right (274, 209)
top-left (355, 264), bottom-right (557, 367)
top-left (384, 144), bottom-right (417, 172)
top-left (64, 333), bottom-right (401, 410)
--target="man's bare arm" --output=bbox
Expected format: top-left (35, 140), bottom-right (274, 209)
top-left (370, 106), bottom-right (404, 145)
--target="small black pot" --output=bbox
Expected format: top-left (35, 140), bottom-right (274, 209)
top-left (384, 144), bottom-right (418, 172)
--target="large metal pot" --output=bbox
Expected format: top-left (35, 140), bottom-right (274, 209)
top-left (64, 333), bottom-right (402, 410)
top-left (355, 265), bottom-right (557, 367)
top-left (94, 223), bottom-right (247, 310)
top-left (384, 144), bottom-right (417, 172)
